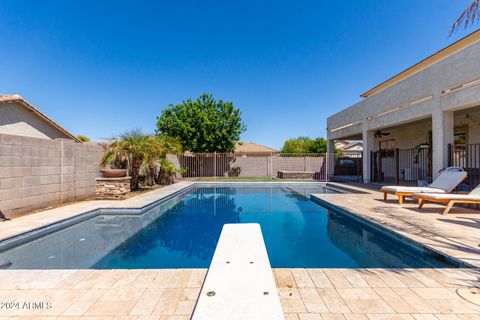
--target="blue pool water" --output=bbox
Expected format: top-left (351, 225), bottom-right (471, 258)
top-left (0, 184), bottom-right (459, 269)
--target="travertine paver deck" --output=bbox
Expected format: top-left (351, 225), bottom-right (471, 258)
top-left (1, 268), bottom-right (480, 319)
top-left (0, 269), bottom-right (206, 319)
top-left (275, 268), bottom-right (480, 320)
top-left (313, 183), bottom-right (480, 268)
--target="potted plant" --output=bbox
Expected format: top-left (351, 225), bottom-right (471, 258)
top-left (100, 151), bottom-right (128, 178)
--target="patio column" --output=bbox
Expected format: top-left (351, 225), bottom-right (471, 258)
top-left (432, 109), bottom-right (454, 179)
top-left (327, 139), bottom-right (335, 179)
top-left (362, 129), bottom-right (375, 183)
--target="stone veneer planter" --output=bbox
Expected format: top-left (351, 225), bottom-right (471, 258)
top-left (277, 170), bottom-right (315, 180)
top-left (95, 176), bottom-right (131, 200)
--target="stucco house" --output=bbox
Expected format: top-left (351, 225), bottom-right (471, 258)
top-left (335, 140), bottom-right (363, 156)
top-left (234, 141), bottom-right (279, 156)
top-left (327, 30), bottom-right (480, 187)
top-left (0, 94), bottom-right (80, 142)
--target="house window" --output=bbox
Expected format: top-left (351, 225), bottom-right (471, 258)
top-left (379, 139), bottom-right (395, 150)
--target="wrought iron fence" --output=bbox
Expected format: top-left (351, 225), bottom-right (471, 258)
top-left (371, 147), bottom-right (432, 185)
top-left (166, 152), bottom-right (364, 182)
top-left (167, 153), bottom-right (331, 180)
top-left (332, 154), bottom-right (362, 182)
top-left (448, 143), bottom-right (480, 190)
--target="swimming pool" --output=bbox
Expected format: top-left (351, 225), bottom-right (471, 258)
top-left (0, 183), bottom-right (460, 269)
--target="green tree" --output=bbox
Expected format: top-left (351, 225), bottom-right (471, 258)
top-left (281, 136), bottom-right (312, 154)
top-left (281, 137), bottom-right (339, 155)
top-left (76, 134), bottom-right (90, 142)
top-left (156, 94), bottom-right (246, 152)
top-left (308, 137), bottom-right (330, 153)
top-left (451, 0), bottom-right (479, 34)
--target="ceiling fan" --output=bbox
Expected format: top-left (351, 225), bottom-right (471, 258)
top-left (374, 130), bottom-right (391, 138)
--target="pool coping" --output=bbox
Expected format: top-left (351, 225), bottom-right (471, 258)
top-left (312, 182), bottom-right (480, 269)
top-left (0, 183), bottom-right (198, 252)
top-left (311, 196), bottom-right (472, 268)
top-left (0, 181), bottom-right (476, 269)
top-left (0, 181), bottom-right (335, 247)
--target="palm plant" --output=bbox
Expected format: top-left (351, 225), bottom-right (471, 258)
top-left (102, 129), bottom-right (182, 190)
top-left (451, 0), bottom-right (480, 34)
top-left (144, 135), bottom-right (182, 186)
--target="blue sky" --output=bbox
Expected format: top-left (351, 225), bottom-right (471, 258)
top-left (0, 1), bottom-right (476, 148)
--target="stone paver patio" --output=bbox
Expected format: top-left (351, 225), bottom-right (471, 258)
top-left (275, 268), bottom-right (480, 320)
top-left (0, 268), bottom-right (480, 319)
top-left (1, 182), bottom-right (480, 319)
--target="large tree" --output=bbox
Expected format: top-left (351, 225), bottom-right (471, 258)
top-left (156, 94), bottom-right (246, 152)
top-left (281, 136), bottom-right (336, 154)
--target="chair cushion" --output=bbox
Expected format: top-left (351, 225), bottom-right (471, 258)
top-left (413, 193), bottom-right (480, 200)
top-left (428, 170), bottom-right (467, 192)
top-left (381, 186), bottom-right (447, 194)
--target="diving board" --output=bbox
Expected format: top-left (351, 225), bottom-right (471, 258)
top-left (192, 223), bottom-right (284, 320)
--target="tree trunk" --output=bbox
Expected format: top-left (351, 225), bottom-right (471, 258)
top-left (146, 164), bottom-right (156, 186)
top-left (130, 158), bottom-right (143, 190)
top-left (157, 166), bottom-right (174, 185)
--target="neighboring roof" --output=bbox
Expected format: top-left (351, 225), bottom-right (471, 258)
top-left (337, 141), bottom-right (363, 151)
top-left (0, 94), bottom-right (80, 142)
top-left (334, 140), bottom-right (350, 146)
top-left (361, 29), bottom-right (480, 98)
top-left (234, 141), bottom-right (278, 154)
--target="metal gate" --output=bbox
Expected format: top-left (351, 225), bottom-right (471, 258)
top-left (448, 143), bottom-right (480, 190)
top-left (371, 148), bottom-right (432, 185)
top-left (333, 155), bottom-right (362, 181)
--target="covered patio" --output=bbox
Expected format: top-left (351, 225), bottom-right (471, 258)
top-left (327, 30), bottom-right (480, 189)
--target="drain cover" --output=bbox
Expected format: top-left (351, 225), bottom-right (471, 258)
top-left (457, 288), bottom-right (480, 306)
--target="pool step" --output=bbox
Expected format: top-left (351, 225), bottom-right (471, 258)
top-left (192, 223), bottom-right (284, 320)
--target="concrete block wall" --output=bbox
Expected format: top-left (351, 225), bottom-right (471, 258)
top-left (0, 134), bottom-right (104, 218)
top-left (232, 157), bottom-right (269, 177)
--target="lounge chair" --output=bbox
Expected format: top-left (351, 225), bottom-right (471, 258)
top-left (379, 167), bottom-right (467, 205)
top-left (413, 185), bottom-right (480, 215)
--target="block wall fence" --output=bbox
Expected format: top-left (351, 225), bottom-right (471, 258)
top-left (0, 134), bottom-right (104, 218)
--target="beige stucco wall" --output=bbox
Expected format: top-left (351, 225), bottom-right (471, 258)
top-left (0, 134), bottom-right (104, 218)
top-left (0, 102), bottom-right (73, 140)
top-left (374, 121), bottom-right (431, 150)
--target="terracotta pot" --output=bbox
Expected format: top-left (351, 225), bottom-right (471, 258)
top-left (101, 169), bottom-right (127, 178)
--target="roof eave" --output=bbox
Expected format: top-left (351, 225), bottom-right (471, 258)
top-left (0, 96), bottom-right (81, 143)
top-left (361, 29), bottom-right (480, 98)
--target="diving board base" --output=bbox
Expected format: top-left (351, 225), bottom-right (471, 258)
top-left (191, 223), bottom-right (284, 320)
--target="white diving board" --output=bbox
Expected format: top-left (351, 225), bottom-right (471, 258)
top-left (192, 223), bottom-right (284, 320)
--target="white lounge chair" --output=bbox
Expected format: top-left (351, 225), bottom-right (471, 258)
top-left (380, 167), bottom-right (467, 205)
top-left (413, 184), bottom-right (480, 215)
